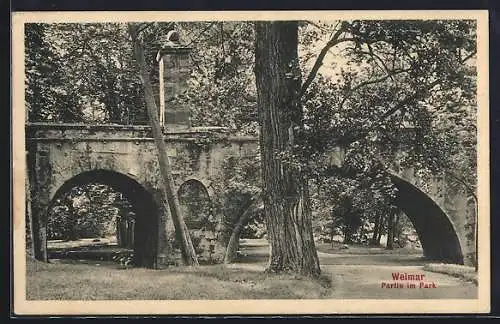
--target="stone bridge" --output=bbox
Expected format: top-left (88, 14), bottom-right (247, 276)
top-left (25, 40), bottom-right (476, 268)
top-left (26, 122), bottom-right (476, 268)
top-left (26, 123), bottom-right (259, 267)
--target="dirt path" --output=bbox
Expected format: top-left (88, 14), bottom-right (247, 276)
top-left (44, 238), bottom-right (478, 299)
top-left (236, 239), bottom-right (478, 299)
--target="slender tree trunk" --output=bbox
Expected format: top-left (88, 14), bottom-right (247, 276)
top-left (343, 221), bottom-right (352, 244)
top-left (371, 213), bottom-right (381, 246)
top-left (386, 208), bottom-right (395, 250)
top-left (254, 21), bottom-right (320, 277)
top-left (475, 203), bottom-right (478, 271)
top-left (394, 210), bottom-right (401, 246)
top-left (128, 24), bottom-right (198, 266)
top-left (33, 207), bottom-right (48, 261)
top-left (128, 219), bottom-right (135, 249)
top-left (377, 229), bottom-right (383, 244)
top-left (65, 197), bottom-right (78, 241)
top-left (116, 217), bottom-right (123, 247)
top-left (330, 210), bottom-right (335, 247)
top-left (28, 141), bottom-right (48, 262)
top-left (359, 219), bottom-right (365, 244)
top-left (25, 154), bottom-right (35, 258)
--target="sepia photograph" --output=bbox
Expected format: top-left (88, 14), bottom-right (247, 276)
top-left (11, 10), bottom-right (490, 315)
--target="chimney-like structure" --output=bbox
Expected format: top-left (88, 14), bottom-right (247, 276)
top-left (156, 31), bottom-right (192, 132)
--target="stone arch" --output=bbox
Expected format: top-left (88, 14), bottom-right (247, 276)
top-left (223, 193), bottom-right (263, 263)
top-left (390, 174), bottom-right (464, 264)
top-left (47, 169), bottom-right (161, 268)
top-left (179, 177), bottom-right (216, 201)
top-left (177, 178), bottom-right (221, 263)
top-left (177, 178), bottom-right (214, 230)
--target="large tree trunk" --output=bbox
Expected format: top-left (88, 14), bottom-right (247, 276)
top-left (254, 21), bottom-right (321, 277)
top-left (128, 24), bottom-right (198, 266)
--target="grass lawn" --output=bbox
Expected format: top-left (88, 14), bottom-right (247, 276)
top-left (316, 241), bottom-right (423, 255)
top-left (423, 263), bottom-right (478, 284)
top-left (26, 256), bottom-right (477, 300)
top-left (26, 258), bottom-right (332, 300)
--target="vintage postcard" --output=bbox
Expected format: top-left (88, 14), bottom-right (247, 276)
top-left (12, 10), bottom-right (490, 315)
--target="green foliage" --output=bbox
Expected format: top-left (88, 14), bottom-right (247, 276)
top-left (25, 24), bottom-right (83, 122)
top-left (298, 20), bottom-right (476, 180)
top-left (173, 22), bottom-right (258, 135)
top-left (240, 212), bottom-right (266, 239)
top-left (26, 22), bottom-right (258, 132)
top-left (211, 153), bottom-right (262, 236)
top-left (47, 183), bottom-right (135, 241)
top-left (112, 252), bottom-right (135, 269)
top-left (29, 20), bottom-right (477, 248)
top-left (25, 22), bottom-right (176, 124)
top-left (292, 20), bottom-right (477, 245)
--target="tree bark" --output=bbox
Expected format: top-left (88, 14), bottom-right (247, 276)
top-left (66, 197), bottom-right (78, 241)
top-left (376, 224), bottom-right (383, 244)
top-left (371, 213), bottom-right (382, 246)
top-left (128, 24), bottom-right (198, 266)
top-left (343, 221), bottom-right (352, 245)
top-left (330, 210), bottom-right (335, 246)
top-left (28, 141), bottom-right (48, 262)
top-left (25, 153), bottom-right (35, 258)
top-left (394, 210), bottom-right (401, 246)
top-left (254, 21), bottom-right (321, 277)
top-left (386, 208), bottom-right (396, 250)
top-left (116, 217), bottom-right (123, 247)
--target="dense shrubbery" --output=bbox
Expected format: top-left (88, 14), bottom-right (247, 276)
top-left (47, 183), bottom-right (135, 242)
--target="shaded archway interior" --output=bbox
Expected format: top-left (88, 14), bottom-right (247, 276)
top-left (390, 174), bottom-right (464, 264)
top-left (48, 169), bottom-right (161, 268)
top-left (177, 179), bottom-right (213, 230)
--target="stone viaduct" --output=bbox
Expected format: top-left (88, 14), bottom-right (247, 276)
top-left (25, 41), bottom-right (477, 268)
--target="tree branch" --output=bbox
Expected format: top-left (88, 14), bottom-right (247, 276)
top-left (299, 28), bottom-right (355, 99)
top-left (135, 22), bottom-right (155, 36)
top-left (305, 20), bottom-right (338, 34)
top-left (338, 68), bottom-right (411, 110)
top-left (128, 23), bottom-right (199, 266)
top-left (461, 50), bottom-right (476, 64)
top-left (366, 42), bottom-right (398, 79)
top-left (340, 79), bottom-right (440, 145)
top-left (445, 170), bottom-right (477, 202)
top-left (186, 22), bottom-right (217, 46)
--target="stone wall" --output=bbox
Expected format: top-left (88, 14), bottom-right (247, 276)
top-left (27, 123), bottom-right (259, 267)
top-left (27, 122), bottom-right (475, 266)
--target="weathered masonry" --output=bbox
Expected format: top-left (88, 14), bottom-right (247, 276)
top-left (26, 38), bottom-right (477, 267)
top-left (27, 123), bottom-right (258, 267)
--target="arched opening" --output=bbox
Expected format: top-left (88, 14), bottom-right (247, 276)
top-left (390, 174), bottom-right (464, 264)
top-left (306, 178), bottom-right (426, 266)
top-left (178, 179), bottom-right (213, 230)
top-left (221, 193), bottom-right (265, 264)
top-left (177, 179), bottom-right (215, 262)
top-left (46, 170), bottom-right (160, 268)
